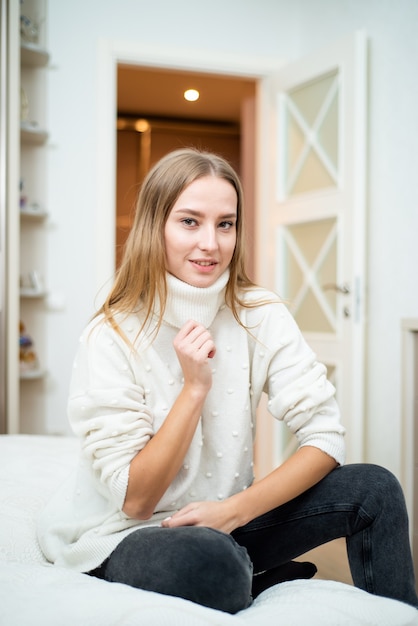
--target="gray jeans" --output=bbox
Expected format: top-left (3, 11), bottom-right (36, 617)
top-left (90, 464), bottom-right (418, 613)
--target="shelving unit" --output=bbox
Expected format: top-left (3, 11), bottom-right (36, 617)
top-left (17, 0), bottom-right (50, 429)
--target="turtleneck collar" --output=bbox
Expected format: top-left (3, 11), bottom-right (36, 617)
top-left (156, 270), bottom-right (230, 329)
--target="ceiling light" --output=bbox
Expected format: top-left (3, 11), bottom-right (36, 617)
top-left (184, 88), bottom-right (200, 102)
top-left (134, 119), bottom-right (150, 133)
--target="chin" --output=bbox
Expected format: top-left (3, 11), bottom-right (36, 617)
top-left (190, 278), bottom-right (218, 288)
top-left (185, 273), bottom-right (220, 288)
top-left (168, 265), bottom-right (225, 288)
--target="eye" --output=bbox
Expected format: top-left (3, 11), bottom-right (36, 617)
top-left (181, 218), bottom-right (197, 227)
top-left (219, 221), bottom-right (235, 230)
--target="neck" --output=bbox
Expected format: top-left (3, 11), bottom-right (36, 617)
top-left (157, 271), bottom-right (230, 329)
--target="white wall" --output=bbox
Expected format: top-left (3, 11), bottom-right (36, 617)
top-left (45, 0), bottom-right (418, 478)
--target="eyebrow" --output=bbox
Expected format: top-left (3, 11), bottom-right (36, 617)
top-left (172, 208), bottom-right (237, 219)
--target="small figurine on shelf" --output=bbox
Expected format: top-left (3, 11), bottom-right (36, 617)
top-left (20, 86), bottom-right (29, 122)
top-left (19, 179), bottom-right (44, 216)
top-left (19, 320), bottom-right (40, 374)
top-left (19, 178), bottom-right (27, 210)
top-left (20, 12), bottom-right (39, 45)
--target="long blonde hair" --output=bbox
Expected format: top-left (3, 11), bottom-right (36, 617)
top-left (97, 148), bottom-right (257, 337)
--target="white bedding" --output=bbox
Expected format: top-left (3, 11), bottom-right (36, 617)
top-left (0, 434), bottom-right (417, 626)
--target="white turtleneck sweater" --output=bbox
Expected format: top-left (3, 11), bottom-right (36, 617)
top-left (37, 272), bottom-right (345, 573)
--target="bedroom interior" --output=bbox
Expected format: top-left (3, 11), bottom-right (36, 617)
top-left (1, 0), bottom-right (418, 623)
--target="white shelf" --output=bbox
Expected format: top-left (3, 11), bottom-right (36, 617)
top-left (20, 207), bottom-right (48, 220)
top-left (20, 42), bottom-right (49, 68)
top-left (20, 287), bottom-right (47, 299)
top-left (20, 368), bottom-right (46, 381)
top-left (20, 122), bottom-right (48, 145)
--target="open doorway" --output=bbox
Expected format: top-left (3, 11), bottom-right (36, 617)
top-left (95, 43), bottom-right (281, 476)
top-left (116, 65), bottom-right (257, 275)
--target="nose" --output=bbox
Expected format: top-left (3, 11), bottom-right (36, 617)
top-left (198, 225), bottom-right (219, 252)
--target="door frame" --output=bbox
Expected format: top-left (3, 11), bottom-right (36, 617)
top-left (95, 40), bottom-right (283, 304)
top-left (96, 42), bottom-right (284, 475)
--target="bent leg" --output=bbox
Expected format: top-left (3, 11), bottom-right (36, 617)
top-left (103, 526), bottom-right (253, 614)
top-left (344, 464), bottom-right (417, 606)
top-left (232, 464), bottom-right (418, 608)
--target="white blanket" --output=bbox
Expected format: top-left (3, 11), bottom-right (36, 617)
top-left (0, 434), bottom-right (416, 626)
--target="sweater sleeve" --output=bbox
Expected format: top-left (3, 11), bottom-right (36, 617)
top-left (248, 297), bottom-right (346, 466)
top-left (67, 319), bottom-right (154, 510)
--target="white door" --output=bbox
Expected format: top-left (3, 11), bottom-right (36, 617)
top-left (255, 31), bottom-right (367, 469)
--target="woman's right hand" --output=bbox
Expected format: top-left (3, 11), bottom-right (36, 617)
top-left (173, 320), bottom-right (216, 393)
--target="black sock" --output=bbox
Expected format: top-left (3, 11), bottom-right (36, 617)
top-left (251, 561), bottom-right (317, 598)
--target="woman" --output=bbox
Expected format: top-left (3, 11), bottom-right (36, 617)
top-left (37, 148), bottom-right (417, 613)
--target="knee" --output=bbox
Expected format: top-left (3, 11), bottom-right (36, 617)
top-left (191, 527), bottom-right (254, 613)
top-left (105, 526), bottom-right (253, 614)
top-left (350, 463), bottom-right (406, 509)
top-left (361, 463), bottom-right (402, 492)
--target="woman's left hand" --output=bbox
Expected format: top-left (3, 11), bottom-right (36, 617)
top-left (161, 448), bottom-right (338, 534)
top-left (161, 500), bottom-right (239, 534)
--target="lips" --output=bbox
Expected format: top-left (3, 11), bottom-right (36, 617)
top-left (190, 260), bottom-right (218, 266)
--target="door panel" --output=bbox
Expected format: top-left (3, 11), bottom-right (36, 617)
top-left (283, 69), bottom-right (339, 198)
top-left (278, 217), bottom-right (338, 333)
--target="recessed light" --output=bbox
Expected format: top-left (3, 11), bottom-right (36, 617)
top-left (134, 119), bottom-right (150, 133)
top-left (184, 88), bottom-right (200, 102)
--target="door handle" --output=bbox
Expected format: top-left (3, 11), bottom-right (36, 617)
top-left (322, 282), bottom-right (350, 295)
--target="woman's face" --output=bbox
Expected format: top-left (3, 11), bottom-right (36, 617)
top-left (164, 175), bottom-right (237, 288)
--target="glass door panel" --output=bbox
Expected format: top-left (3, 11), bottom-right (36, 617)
top-left (283, 69), bottom-right (339, 198)
top-left (278, 217), bottom-right (337, 335)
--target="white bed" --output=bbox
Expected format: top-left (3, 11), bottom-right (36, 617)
top-left (1, 434), bottom-right (417, 626)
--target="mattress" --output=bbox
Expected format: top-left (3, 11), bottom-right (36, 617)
top-left (0, 434), bottom-right (416, 626)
